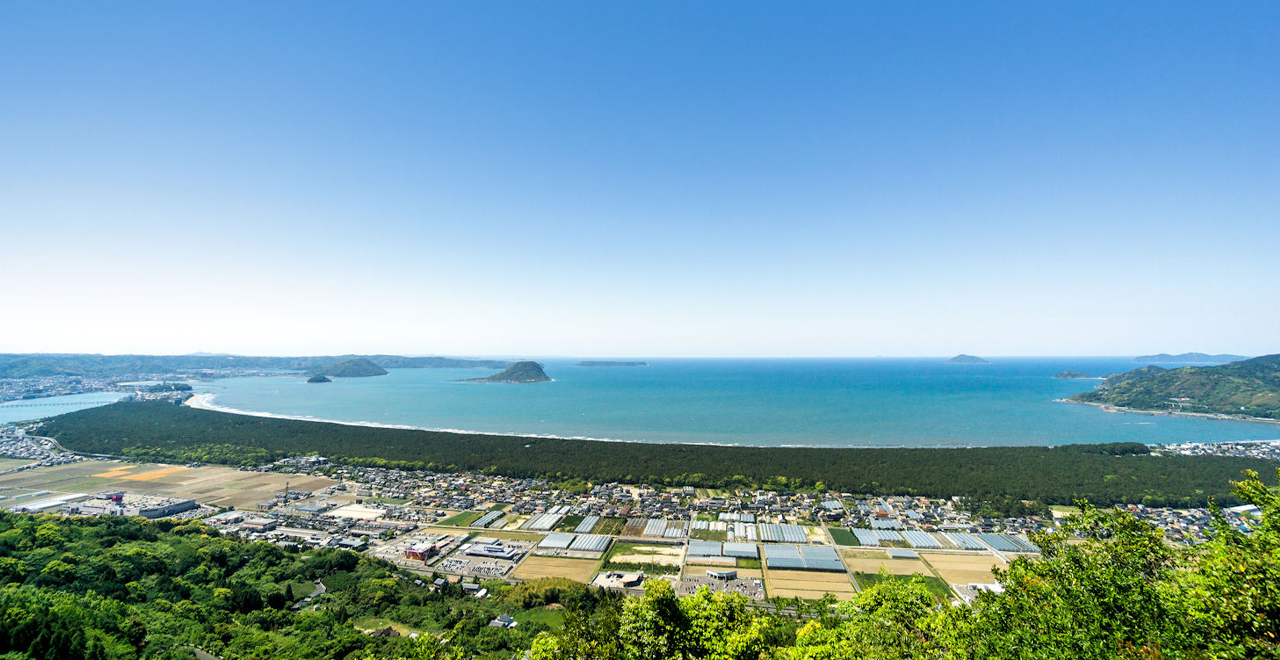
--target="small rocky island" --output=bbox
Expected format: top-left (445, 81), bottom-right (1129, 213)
top-left (946, 354), bottom-right (990, 364)
top-left (467, 361), bottom-right (551, 383)
top-left (309, 357), bottom-right (388, 378)
top-left (576, 361), bottom-right (648, 367)
top-left (1053, 370), bottom-right (1092, 379)
top-left (306, 375), bottom-right (332, 383)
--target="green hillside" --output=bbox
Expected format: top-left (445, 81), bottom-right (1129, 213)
top-left (309, 358), bottom-right (388, 378)
top-left (1073, 354), bottom-right (1280, 419)
top-left (468, 361), bottom-right (551, 383)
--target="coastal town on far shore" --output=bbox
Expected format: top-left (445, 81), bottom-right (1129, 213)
top-left (1, 419), bottom-right (1272, 607)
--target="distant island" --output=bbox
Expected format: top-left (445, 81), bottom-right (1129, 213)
top-left (576, 361), bottom-right (648, 367)
top-left (1133, 353), bottom-right (1250, 364)
top-left (947, 354), bottom-right (990, 364)
top-left (1053, 371), bottom-right (1093, 379)
top-left (466, 361), bottom-right (551, 383)
top-left (306, 375), bottom-right (332, 383)
top-left (309, 358), bottom-right (388, 378)
top-left (1070, 353), bottom-right (1280, 421)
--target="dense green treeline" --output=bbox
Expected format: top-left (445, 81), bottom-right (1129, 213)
top-left (531, 470), bottom-right (1280, 660)
top-left (0, 512), bottom-right (614, 660)
top-left (44, 401), bottom-right (1277, 506)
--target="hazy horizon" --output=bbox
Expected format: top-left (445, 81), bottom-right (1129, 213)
top-left (4, 2), bottom-right (1277, 357)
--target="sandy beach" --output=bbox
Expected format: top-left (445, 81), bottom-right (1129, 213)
top-left (1059, 398), bottom-right (1280, 427)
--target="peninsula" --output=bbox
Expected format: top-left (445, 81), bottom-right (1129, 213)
top-left (576, 360), bottom-right (648, 367)
top-left (1071, 353), bottom-right (1280, 421)
top-left (309, 357), bottom-right (388, 378)
top-left (466, 361), bottom-right (551, 383)
top-left (947, 354), bottom-right (989, 364)
top-left (1134, 352), bottom-right (1250, 364)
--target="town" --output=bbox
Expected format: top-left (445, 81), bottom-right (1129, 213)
top-left (0, 422), bottom-right (1266, 606)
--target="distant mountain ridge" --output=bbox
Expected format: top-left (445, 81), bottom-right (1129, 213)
top-left (309, 358), bottom-right (387, 378)
top-left (0, 353), bottom-right (508, 378)
top-left (1073, 353), bottom-right (1280, 420)
top-left (1134, 352), bottom-right (1250, 364)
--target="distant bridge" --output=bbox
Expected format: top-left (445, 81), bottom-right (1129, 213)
top-left (0, 401), bottom-right (107, 409)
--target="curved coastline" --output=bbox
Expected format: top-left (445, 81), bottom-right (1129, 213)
top-left (1057, 397), bottom-right (1280, 427)
top-left (184, 392), bottom-right (978, 450)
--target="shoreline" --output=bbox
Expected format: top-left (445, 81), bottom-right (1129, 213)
top-left (183, 392), bottom-right (996, 450)
top-left (184, 392), bottom-right (1278, 450)
top-left (1057, 398), bottom-right (1280, 427)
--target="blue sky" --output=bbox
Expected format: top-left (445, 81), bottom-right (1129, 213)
top-left (2, 2), bottom-right (1277, 357)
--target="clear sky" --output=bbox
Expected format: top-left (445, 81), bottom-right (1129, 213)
top-left (2, 2), bottom-right (1277, 358)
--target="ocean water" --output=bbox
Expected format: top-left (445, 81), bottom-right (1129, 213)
top-left (188, 358), bottom-right (1280, 448)
top-left (0, 392), bottom-right (126, 424)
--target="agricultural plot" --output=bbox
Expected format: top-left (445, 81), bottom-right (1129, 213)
top-left (553, 515), bottom-right (585, 532)
top-left (827, 528), bottom-right (858, 546)
top-left (438, 511), bottom-right (482, 527)
top-left (764, 568), bottom-right (856, 600)
top-left (840, 549), bottom-right (934, 578)
top-left (919, 553), bottom-right (1004, 586)
top-left (604, 543), bottom-right (683, 566)
top-left (591, 517), bottom-right (625, 535)
top-left (512, 556), bottom-right (600, 583)
top-left (0, 460), bottom-right (334, 508)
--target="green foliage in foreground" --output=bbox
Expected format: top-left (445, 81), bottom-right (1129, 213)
top-left (0, 513), bottom-right (616, 660)
top-left (1075, 353), bottom-right (1280, 419)
top-left (2, 471), bottom-right (1279, 658)
top-left (533, 469), bottom-right (1280, 660)
top-left (43, 402), bottom-right (1278, 506)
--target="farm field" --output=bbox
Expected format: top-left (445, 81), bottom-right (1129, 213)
top-left (764, 568), bottom-right (856, 600)
top-left (591, 517), bottom-right (625, 535)
top-left (840, 549), bottom-right (934, 577)
top-left (437, 511), bottom-right (481, 527)
top-left (512, 556), bottom-right (599, 583)
top-left (920, 553), bottom-right (1004, 586)
top-left (0, 458), bottom-right (35, 471)
top-left (828, 528), bottom-right (858, 546)
top-left (604, 542), bottom-right (683, 566)
top-left (0, 460), bottom-right (334, 507)
top-left (553, 515), bottom-right (584, 531)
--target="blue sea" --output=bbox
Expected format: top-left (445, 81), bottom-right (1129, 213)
top-left (0, 392), bottom-right (126, 425)
top-left (184, 358), bottom-right (1280, 448)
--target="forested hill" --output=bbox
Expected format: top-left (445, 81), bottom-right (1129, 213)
top-left (1073, 353), bottom-right (1280, 419)
top-left (42, 401), bottom-right (1275, 507)
top-left (1133, 352), bottom-right (1250, 363)
top-left (0, 353), bottom-right (508, 378)
top-left (467, 361), bottom-right (551, 383)
top-left (0, 511), bottom-right (594, 660)
top-left (309, 358), bottom-right (388, 378)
